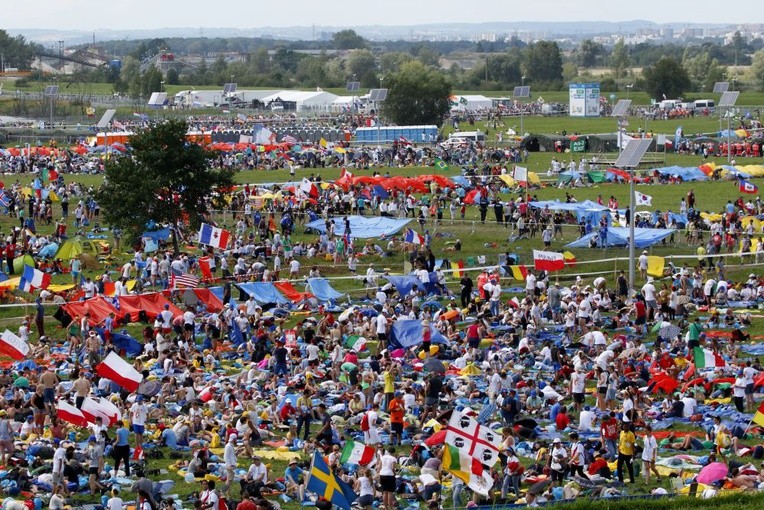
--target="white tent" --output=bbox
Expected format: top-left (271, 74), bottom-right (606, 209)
top-left (452, 94), bottom-right (493, 111)
top-left (261, 90), bottom-right (340, 112)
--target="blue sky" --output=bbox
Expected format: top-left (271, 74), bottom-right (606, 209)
top-left (11, 0), bottom-right (755, 29)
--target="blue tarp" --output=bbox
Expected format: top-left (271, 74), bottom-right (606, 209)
top-left (97, 328), bottom-right (143, 357)
top-left (236, 282), bottom-right (289, 305)
top-left (390, 320), bottom-right (449, 348)
top-left (652, 212), bottom-right (688, 228)
top-left (653, 166), bottom-right (708, 181)
top-left (452, 176), bottom-right (471, 188)
top-left (38, 243), bottom-right (59, 259)
top-left (305, 216), bottom-right (412, 239)
top-left (385, 275), bottom-right (427, 296)
top-left (307, 278), bottom-right (346, 302)
top-left (565, 226), bottom-right (675, 249)
top-left (142, 228), bottom-right (172, 242)
top-left (529, 199), bottom-right (610, 224)
top-left (209, 286), bottom-right (238, 307)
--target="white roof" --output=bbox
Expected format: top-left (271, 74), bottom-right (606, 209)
top-left (261, 90), bottom-right (339, 105)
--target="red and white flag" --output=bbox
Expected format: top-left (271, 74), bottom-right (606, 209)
top-left (299, 178), bottom-right (319, 198)
top-left (0, 330), bottom-right (29, 360)
top-left (533, 249), bottom-right (565, 272)
top-left (80, 397), bottom-right (122, 426)
top-left (96, 351), bottom-right (143, 392)
top-left (57, 400), bottom-right (89, 427)
top-left (171, 273), bottom-right (200, 290)
top-left (198, 257), bottom-right (212, 280)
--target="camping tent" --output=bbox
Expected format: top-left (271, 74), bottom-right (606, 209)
top-left (305, 216), bottom-right (412, 239)
top-left (56, 296), bottom-right (123, 327)
top-left (118, 293), bottom-right (182, 322)
top-left (652, 166), bottom-right (708, 181)
top-left (181, 288), bottom-right (225, 313)
top-left (56, 237), bottom-right (108, 260)
top-left (529, 200), bottom-right (610, 225)
top-left (565, 226), bottom-right (675, 249)
top-left (273, 281), bottom-right (314, 303)
top-left (307, 278), bottom-right (345, 302)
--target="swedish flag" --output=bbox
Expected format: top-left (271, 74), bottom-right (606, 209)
top-left (306, 451), bottom-right (357, 510)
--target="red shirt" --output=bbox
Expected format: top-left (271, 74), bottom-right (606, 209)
top-left (555, 413), bottom-right (570, 431)
top-left (601, 418), bottom-right (618, 440)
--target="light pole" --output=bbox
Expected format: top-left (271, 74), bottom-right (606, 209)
top-left (229, 74), bottom-right (235, 120)
top-left (626, 84), bottom-right (633, 101)
top-left (520, 75), bottom-right (526, 136)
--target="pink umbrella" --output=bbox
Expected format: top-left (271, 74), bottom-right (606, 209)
top-left (696, 462), bottom-right (728, 484)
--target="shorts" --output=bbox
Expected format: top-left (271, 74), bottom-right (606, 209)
top-left (573, 393), bottom-right (584, 404)
top-left (380, 475), bottom-right (396, 492)
top-left (425, 396), bottom-right (439, 407)
top-left (132, 424), bottom-right (145, 435)
top-left (635, 316), bottom-right (646, 326)
top-left (34, 411), bottom-right (45, 425)
top-left (51, 472), bottom-right (63, 486)
top-left (357, 495), bottom-right (374, 507)
top-left (391, 422), bottom-right (403, 434)
top-left (646, 300), bottom-right (658, 310)
top-left (746, 383), bottom-right (754, 395)
top-left (184, 323), bottom-right (195, 332)
top-left (467, 337), bottom-right (480, 349)
top-left (597, 387), bottom-right (607, 395)
top-left (44, 388), bottom-right (56, 404)
top-left (89, 467), bottom-right (99, 475)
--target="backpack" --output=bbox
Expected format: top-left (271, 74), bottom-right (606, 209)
top-left (360, 412), bottom-right (370, 432)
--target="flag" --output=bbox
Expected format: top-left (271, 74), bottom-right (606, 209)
top-left (319, 137), bottom-right (328, 148)
top-left (513, 166), bottom-right (528, 184)
top-left (533, 250), bottom-right (565, 272)
top-left (300, 178), bottom-right (319, 198)
top-left (340, 439), bottom-right (376, 466)
top-left (19, 265), bottom-right (51, 292)
top-left (171, 273), bottom-right (200, 290)
top-left (95, 351), bottom-right (144, 392)
top-left (442, 443), bottom-right (494, 496)
top-left (753, 402), bottom-right (764, 427)
top-left (509, 265), bottom-right (528, 281)
top-left (198, 257), bottom-right (212, 280)
top-left (647, 256), bottom-right (665, 278)
top-left (306, 451), bottom-right (357, 510)
top-left (674, 126), bottom-right (683, 147)
top-left (740, 180), bottom-right (759, 194)
top-left (444, 409), bottom-right (502, 468)
top-left (57, 401), bottom-right (89, 427)
top-left (113, 120), bottom-right (126, 131)
top-left (230, 319), bottom-right (245, 345)
top-left (0, 329), bottom-right (29, 360)
top-left (198, 223), bottom-right (231, 249)
top-left (80, 397), bottom-right (121, 426)
top-left (0, 191), bottom-right (10, 208)
top-left (435, 158), bottom-right (449, 171)
top-left (403, 228), bottom-right (424, 245)
top-left (692, 347), bottom-right (725, 369)
top-left (635, 191), bottom-right (653, 206)
top-left (563, 251), bottom-right (577, 267)
top-left (454, 260), bottom-right (464, 278)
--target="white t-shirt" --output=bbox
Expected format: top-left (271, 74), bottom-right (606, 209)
top-left (130, 402), bottom-right (148, 425)
top-left (642, 435), bottom-right (658, 461)
top-left (641, 283), bottom-right (656, 301)
top-left (379, 453), bottom-right (397, 476)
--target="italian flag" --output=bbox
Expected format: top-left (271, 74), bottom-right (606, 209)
top-left (442, 444), bottom-right (494, 496)
top-left (693, 347), bottom-right (725, 369)
top-left (340, 439), bottom-right (376, 466)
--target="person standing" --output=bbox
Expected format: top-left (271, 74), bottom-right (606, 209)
top-left (52, 438), bottom-right (70, 496)
top-left (568, 432), bottom-right (589, 480)
top-left (223, 434), bottom-right (238, 498)
top-left (35, 297), bottom-right (45, 337)
top-left (113, 420), bottom-right (131, 477)
top-left (87, 435), bottom-right (106, 494)
top-left (617, 423), bottom-right (636, 484)
top-left (130, 396), bottom-right (148, 447)
top-left (641, 424), bottom-right (661, 484)
top-left (549, 438), bottom-right (568, 486)
top-left (388, 392), bottom-right (405, 447)
top-left (379, 447), bottom-right (398, 510)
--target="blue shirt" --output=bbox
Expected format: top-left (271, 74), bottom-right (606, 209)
top-left (116, 427), bottom-right (130, 446)
top-left (161, 428), bottom-right (178, 449)
top-left (284, 466), bottom-right (304, 483)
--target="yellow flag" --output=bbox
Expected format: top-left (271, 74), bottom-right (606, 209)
top-left (319, 137), bottom-right (327, 148)
top-left (498, 174), bottom-right (516, 187)
top-left (646, 256), bottom-right (665, 277)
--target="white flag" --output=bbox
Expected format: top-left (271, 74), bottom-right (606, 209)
top-left (635, 191), bottom-right (652, 207)
top-left (513, 166), bottom-right (528, 183)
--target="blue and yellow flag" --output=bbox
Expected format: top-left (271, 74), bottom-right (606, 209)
top-left (306, 451), bottom-right (357, 510)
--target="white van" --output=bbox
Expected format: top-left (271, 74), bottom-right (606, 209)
top-left (658, 99), bottom-right (680, 110)
top-left (448, 130), bottom-right (486, 144)
top-left (693, 99), bottom-right (715, 113)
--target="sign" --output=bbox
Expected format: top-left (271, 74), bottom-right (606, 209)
top-left (571, 139), bottom-right (586, 152)
top-left (569, 83), bottom-right (601, 117)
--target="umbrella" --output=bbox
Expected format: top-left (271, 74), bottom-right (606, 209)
top-left (137, 380), bottom-right (161, 397)
top-left (441, 310), bottom-right (459, 321)
top-left (659, 324), bottom-right (682, 341)
top-left (423, 357), bottom-right (446, 373)
top-left (696, 462), bottom-right (728, 484)
top-left (460, 363), bottom-right (482, 376)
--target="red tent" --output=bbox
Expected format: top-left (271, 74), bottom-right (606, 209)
top-left (190, 288), bottom-right (225, 313)
top-left (274, 281), bottom-right (314, 303)
top-left (119, 292), bottom-right (182, 322)
top-left (60, 296), bottom-right (123, 326)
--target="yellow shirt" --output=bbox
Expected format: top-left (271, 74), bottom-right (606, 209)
top-left (384, 371), bottom-right (395, 394)
top-left (619, 430), bottom-right (635, 456)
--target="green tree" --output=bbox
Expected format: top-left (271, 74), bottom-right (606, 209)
top-left (486, 53), bottom-right (522, 86)
top-left (750, 49), bottom-right (764, 91)
top-left (683, 52), bottom-right (726, 92)
top-left (382, 61), bottom-right (451, 126)
top-left (165, 67), bottom-right (180, 85)
top-left (575, 39), bottom-right (605, 68)
top-left (332, 30), bottom-right (366, 50)
top-left (96, 120), bottom-right (234, 252)
top-left (346, 49), bottom-right (377, 84)
top-left (379, 52), bottom-right (413, 74)
top-left (0, 30), bottom-right (39, 69)
top-left (523, 41), bottom-right (563, 88)
top-left (643, 57), bottom-right (691, 100)
top-left (610, 38), bottom-right (631, 78)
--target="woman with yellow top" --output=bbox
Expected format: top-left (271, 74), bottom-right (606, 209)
top-left (617, 422), bottom-right (636, 483)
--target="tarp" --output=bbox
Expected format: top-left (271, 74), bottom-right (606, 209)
top-left (181, 288), bottom-right (225, 313)
top-left (565, 227), bottom-right (675, 249)
top-left (236, 282), bottom-right (289, 306)
top-left (38, 242), bottom-right (59, 259)
top-left (653, 166), bottom-right (709, 181)
top-left (529, 199), bottom-right (610, 224)
top-left (118, 292), bottom-right (183, 322)
top-left (99, 328), bottom-right (143, 357)
top-left (57, 296), bottom-right (122, 327)
top-left (390, 320), bottom-right (449, 348)
top-left (305, 215), bottom-right (412, 239)
top-left (307, 278), bottom-right (346, 302)
top-left (384, 275), bottom-right (427, 297)
top-left (273, 281), bottom-right (314, 303)
top-left (142, 228), bottom-right (172, 242)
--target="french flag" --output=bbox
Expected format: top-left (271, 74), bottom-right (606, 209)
top-left (18, 265), bottom-right (51, 293)
top-left (198, 223), bottom-right (231, 249)
top-left (96, 351), bottom-right (144, 392)
top-left (0, 330), bottom-right (29, 360)
top-left (404, 228), bottom-right (424, 245)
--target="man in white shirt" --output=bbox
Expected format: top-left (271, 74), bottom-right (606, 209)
top-left (578, 406), bottom-right (596, 431)
top-left (130, 395), bottom-right (148, 446)
top-left (641, 277), bottom-right (657, 321)
top-left (525, 271), bottom-right (537, 298)
top-left (160, 304), bottom-right (174, 333)
top-left (52, 439), bottom-right (69, 495)
top-left (570, 367), bottom-right (587, 412)
top-left (289, 258), bottom-right (300, 278)
top-left (744, 362), bottom-right (758, 409)
top-left (223, 435), bottom-right (237, 497)
top-left (242, 457), bottom-right (268, 497)
top-left (182, 307), bottom-right (196, 341)
top-left (681, 393), bottom-right (697, 418)
top-left (376, 312), bottom-right (388, 343)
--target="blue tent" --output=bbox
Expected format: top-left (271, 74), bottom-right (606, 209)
top-left (652, 211), bottom-right (688, 228)
top-left (565, 227), bottom-right (675, 249)
top-left (38, 243), bottom-right (59, 259)
top-left (385, 275), bottom-right (427, 296)
top-left (529, 199), bottom-right (610, 224)
top-left (653, 166), bottom-right (708, 181)
top-left (305, 216), bottom-right (412, 239)
top-left (236, 282), bottom-right (289, 306)
top-left (307, 278), bottom-right (346, 302)
top-left (390, 320), bottom-right (449, 348)
top-left (208, 286), bottom-right (238, 307)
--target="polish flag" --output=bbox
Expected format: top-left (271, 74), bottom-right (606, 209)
top-left (0, 330), bottom-right (29, 360)
top-left (80, 397), bottom-right (122, 426)
top-left (533, 249), bottom-right (565, 272)
top-left (96, 351), bottom-right (143, 392)
top-left (57, 401), bottom-right (89, 427)
top-left (300, 178), bottom-right (319, 198)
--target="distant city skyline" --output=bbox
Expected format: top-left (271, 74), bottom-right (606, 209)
top-left (10, 0), bottom-right (762, 30)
